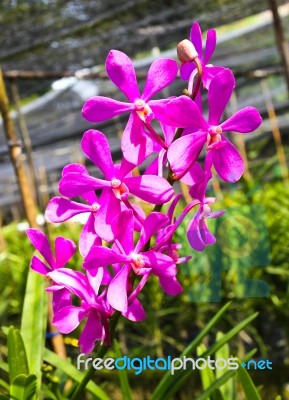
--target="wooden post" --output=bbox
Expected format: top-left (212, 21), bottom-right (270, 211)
top-left (261, 78), bottom-right (289, 182)
top-left (268, 0), bottom-right (289, 97)
top-left (0, 67), bottom-right (38, 228)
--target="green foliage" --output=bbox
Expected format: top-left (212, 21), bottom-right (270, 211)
top-left (7, 326), bottom-right (29, 383)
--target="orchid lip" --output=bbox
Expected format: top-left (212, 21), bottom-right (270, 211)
top-left (209, 125), bottom-right (222, 135)
top-left (130, 253), bottom-right (145, 271)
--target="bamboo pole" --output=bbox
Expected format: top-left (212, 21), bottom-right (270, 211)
top-left (268, 0), bottom-right (289, 98)
top-left (0, 67), bottom-right (38, 228)
top-left (10, 79), bottom-right (39, 203)
top-left (261, 78), bottom-right (289, 182)
top-left (0, 68), bottom-right (67, 359)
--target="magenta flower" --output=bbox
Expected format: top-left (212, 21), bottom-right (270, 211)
top-left (59, 130), bottom-right (174, 241)
top-left (26, 228), bottom-right (76, 312)
top-left (187, 169), bottom-right (225, 251)
top-left (83, 210), bottom-right (177, 313)
top-left (46, 164), bottom-right (102, 257)
top-left (48, 267), bottom-right (145, 353)
top-left (166, 69), bottom-right (262, 182)
top-left (180, 21), bottom-right (225, 89)
top-left (82, 50), bottom-right (178, 165)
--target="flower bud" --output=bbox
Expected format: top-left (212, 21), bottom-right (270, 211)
top-left (177, 39), bottom-right (198, 63)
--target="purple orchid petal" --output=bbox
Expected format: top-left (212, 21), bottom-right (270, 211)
top-left (48, 268), bottom-right (93, 303)
top-left (149, 97), bottom-right (175, 124)
top-left (202, 65), bottom-right (225, 89)
top-left (107, 263), bottom-right (131, 312)
top-left (84, 246), bottom-right (128, 270)
top-left (124, 175), bottom-right (174, 204)
top-left (55, 237), bottom-right (76, 268)
top-left (165, 96), bottom-right (207, 128)
top-left (144, 156), bottom-right (158, 175)
top-left (187, 211), bottom-right (206, 251)
top-left (62, 163), bottom-right (88, 177)
top-left (30, 255), bottom-right (51, 275)
top-left (190, 21), bottom-right (203, 57)
top-left (160, 122), bottom-right (175, 145)
top-left (181, 161), bottom-right (204, 186)
top-left (112, 210), bottom-right (134, 254)
top-left (81, 130), bottom-right (115, 179)
top-left (208, 69), bottom-right (235, 125)
top-left (106, 50), bottom-right (140, 102)
top-left (199, 218), bottom-right (216, 245)
top-left (123, 298), bottom-right (146, 321)
top-left (135, 212), bottom-right (169, 253)
top-left (221, 107), bottom-right (262, 133)
top-left (26, 228), bottom-right (55, 268)
top-left (59, 172), bottom-right (110, 197)
top-left (207, 210), bottom-right (226, 219)
top-left (121, 113), bottom-right (154, 166)
top-left (180, 61), bottom-right (196, 80)
top-left (52, 287), bottom-right (71, 314)
top-left (81, 190), bottom-right (98, 206)
top-left (142, 58), bottom-right (178, 101)
top-left (212, 138), bottom-right (244, 182)
top-left (167, 131), bottom-right (207, 177)
top-left (203, 29), bottom-right (217, 64)
top-left (53, 305), bottom-right (86, 334)
top-left (141, 251), bottom-right (176, 277)
top-left (82, 96), bottom-right (133, 123)
top-left (159, 276), bottom-right (183, 295)
top-left (79, 309), bottom-right (104, 354)
top-left (167, 193), bottom-right (182, 223)
top-left (86, 267), bottom-right (104, 297)
top-left (94, 189), bottom-right (121, 242)
top-left (80, 214), bottom-right (101, 258)
top-left (45, 197), bottom-right (91, 223)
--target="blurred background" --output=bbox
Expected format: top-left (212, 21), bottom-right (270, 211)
top-left (0, 0), bottom-right (289, 399)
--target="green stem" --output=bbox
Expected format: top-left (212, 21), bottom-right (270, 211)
top-left (70, 312), bottom-right (121, 400)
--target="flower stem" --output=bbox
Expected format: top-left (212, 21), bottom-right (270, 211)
top-left (70, 311), bottom-right (121, 400)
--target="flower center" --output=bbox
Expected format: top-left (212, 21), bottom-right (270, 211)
top-left (130, 253), bottom-right (145, 273)
top-left (200, 204), bottom-right (211, 218)
top-left (91, 203), bottom-right (100, 213)
top-left (111, 179), bottom-right (129, 200)
top-left (209, 125), bottom-right (222, 135)
top-left (134, 99), bottom-right (146, 111)
top-left (134, 99), bottom-right (153, 123)
top-left (111, 178), bottom-right (121, 188)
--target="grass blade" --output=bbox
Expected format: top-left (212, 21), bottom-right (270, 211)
top-left (151, 301), bottom-right (232, 400)
top-left (20, 270), bottom-right (47, 397)
top-left (114, 339), bottom-right (133, 400)
top-left (44, 348), bottom-right (109, 400)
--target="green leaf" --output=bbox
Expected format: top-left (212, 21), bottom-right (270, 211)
top-left (215, 332), bottom-right (236, 400)
top-left (20, 269), bottom-right (47, 397)
top-left (236, 360), bottom-right (261, 400)
top-left (152, 311), bottom-right (258, 400)
top-left (0, 361), bottom-right (9, 373)
top-left (151, 301), bottom-right (232, 400)
top-left (196, 344), bottom-right (214, 390)
top-left (0, 394), bottom-right (10, 400)
top-left (10, 374), bottom-right (37, 400)
top-left (194, 349), bottom-right (257, 400)
top-left (43, 349), bottom-right (109, 400)
top-left (8, 326), bottom-right (29, 383)
top-left (114, 339), bottom-right (133, 400)
top-left (0, 378), bottom-right (10, 391)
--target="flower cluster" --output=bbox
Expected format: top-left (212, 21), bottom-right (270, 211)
top-left (27, 22), bottom-right (262, 353)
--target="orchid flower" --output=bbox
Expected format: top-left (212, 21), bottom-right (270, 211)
top-left (82, 50), bottom-right (178, 165)
top-left (166, 69), bottom-right (262, 182)
top-left (58, 130), bottom-right (174, 241)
